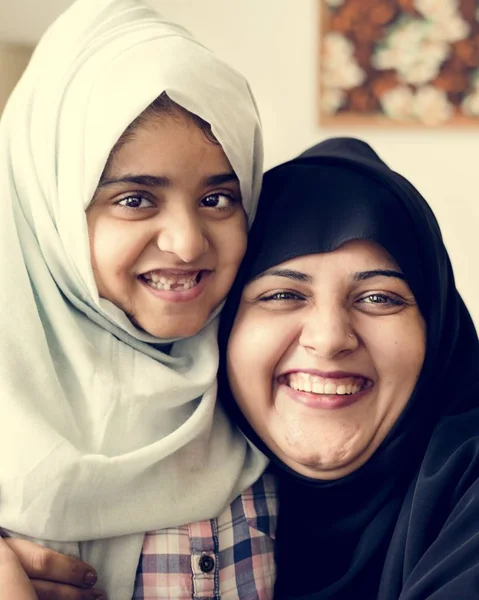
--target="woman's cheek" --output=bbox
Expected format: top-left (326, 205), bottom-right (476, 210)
top-left (231, 315), bottom-right (286, 389)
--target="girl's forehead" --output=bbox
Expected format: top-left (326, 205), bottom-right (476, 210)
top-left (100, 111), bottom-right (232, 184)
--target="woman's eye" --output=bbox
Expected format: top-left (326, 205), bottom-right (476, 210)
top-left (357, 293), bottom-right (405, 309)
top-left (259, 291), bottom-right (305, 302)
top-left (200, 193), bottom-right (235, 210)
top-left (117, 195), bottom-right (154, 209)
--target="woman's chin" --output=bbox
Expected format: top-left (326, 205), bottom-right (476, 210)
top-left (271, 434), bottom-right (370, 480)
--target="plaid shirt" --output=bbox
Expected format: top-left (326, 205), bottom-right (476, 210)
top-left (132, 473), bottom-right (277, 599)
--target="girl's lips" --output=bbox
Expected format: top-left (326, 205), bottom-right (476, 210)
top-left (139, 270), bottom-right (211, 303)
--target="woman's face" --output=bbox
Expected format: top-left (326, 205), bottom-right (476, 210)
top-left (227, 240), bottom-right (426, 479)
top-left (87, 109), bottom-right (247, 338)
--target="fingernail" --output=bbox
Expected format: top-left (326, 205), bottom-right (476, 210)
top-left (84, 571), bottom-right (98, 586)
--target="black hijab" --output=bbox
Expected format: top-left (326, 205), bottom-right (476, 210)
top-left (219, 138), bottom-right (479, 599)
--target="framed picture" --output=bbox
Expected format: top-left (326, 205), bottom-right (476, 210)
top-left (319, 0), bottom-right (479, 126)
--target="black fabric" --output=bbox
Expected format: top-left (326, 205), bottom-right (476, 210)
top-left (218, 138), bottom-right (479, 599)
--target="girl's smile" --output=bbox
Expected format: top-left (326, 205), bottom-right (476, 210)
top-left (139, 268), bottom-right (211, 302)
top-left (87, 108), bottom-right (247, 339)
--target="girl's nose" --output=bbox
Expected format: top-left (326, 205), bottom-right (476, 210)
top-left (298, 305), bottom-right (358, 359)
top-left (156, 207), bottom-right (209, 263)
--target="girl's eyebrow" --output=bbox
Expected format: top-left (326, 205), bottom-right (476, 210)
top-left (97, 171), bottom-right (238, 188)
top-left (253, 268), bottom-right (312, 283)
top-left (354, 269), bottom-right (405, 281)
top-left (205, 172), bottom-right (239, 186)
top-left (99, 174), bottom-right (169, 187)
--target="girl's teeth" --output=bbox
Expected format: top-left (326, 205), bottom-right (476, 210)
top-left (142, 271), bottom-right (201, 291)
top-left (145, 277), bottom-right (197, 291)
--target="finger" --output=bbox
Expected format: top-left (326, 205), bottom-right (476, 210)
top-left (33, 580), bottom-right (105, 600)
top-left (4, 538), bottom-right (98, 588)
top-left (0, 537), bottom-right (38, 599)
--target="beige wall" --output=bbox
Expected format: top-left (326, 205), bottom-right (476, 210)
top-left (148, 0), bottom-right (479, 326)
top-left (0, 0), bottom-right (478, 323)
top-left (0, 42), bottom-right (32, 113)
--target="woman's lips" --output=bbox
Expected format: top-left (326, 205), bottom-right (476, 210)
top-left (277, 371), bottom-right (373, 410)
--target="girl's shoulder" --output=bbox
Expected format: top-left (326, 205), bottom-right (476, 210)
top-left (134, 473), bottom-right (278, 600)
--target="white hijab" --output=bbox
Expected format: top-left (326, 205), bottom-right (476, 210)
top-left (0, 0), bottom-right (266, 596)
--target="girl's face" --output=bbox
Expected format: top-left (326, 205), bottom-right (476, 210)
top-left (87, 109), bottom-right (247, 338)
top-left (227, 240), bottom-right (426, 480)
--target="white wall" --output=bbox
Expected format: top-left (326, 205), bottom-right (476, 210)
top-left (1, 0), bottom-right (478, 323)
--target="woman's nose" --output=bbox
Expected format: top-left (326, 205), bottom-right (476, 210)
top-left (298, 305), bottom-right (358, 359)
top-left (156, 206), bottom-right (209, 263)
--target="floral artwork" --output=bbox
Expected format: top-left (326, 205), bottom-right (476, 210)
top-left (319, 0), bottom-right (479, 126)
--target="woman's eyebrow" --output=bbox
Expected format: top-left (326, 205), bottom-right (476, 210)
top-left (253, 268), bottom-right (312, 283)
top-left (354, 269), bottom-right (405, 281)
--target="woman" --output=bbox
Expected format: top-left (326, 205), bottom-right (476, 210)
top-left (220, 137), bottom-right (479, 599)
top-left (0, 0), bottom-right (271, 598)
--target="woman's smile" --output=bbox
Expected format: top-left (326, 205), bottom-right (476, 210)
top-left (277, 370), bottom-right (374, 410)
top-left (228, 240), bottom-right (426, 479)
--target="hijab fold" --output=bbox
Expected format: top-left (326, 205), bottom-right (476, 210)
top-left (219, 137), bottom-right (479, 599)
top-left (0, 0), bottom-right (266, 597)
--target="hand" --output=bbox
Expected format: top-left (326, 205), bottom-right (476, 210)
top-left (0, 536), bottom-right (37, 599)
top-left (1, 537), bottom-right (105, 600)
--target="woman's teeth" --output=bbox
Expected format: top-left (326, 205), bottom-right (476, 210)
top-left (142, 272), bottom-right (200, 291)
top-left (285, 373), bottom-right (369, 395)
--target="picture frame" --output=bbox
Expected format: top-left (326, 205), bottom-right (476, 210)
top-left (319, 0), bottom-right (479, 126)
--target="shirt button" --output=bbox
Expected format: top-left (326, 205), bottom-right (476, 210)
top-left (198, 554), bottom-right (215, 573)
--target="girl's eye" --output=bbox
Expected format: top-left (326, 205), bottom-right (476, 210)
top-left (200, 193), bottom-right (236, 210)
top-left (117, 195), bottom-right (154, 209)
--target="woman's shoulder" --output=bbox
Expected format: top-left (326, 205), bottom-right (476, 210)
top-left (428, 407), bottom-right (479, 468)
top-left (416, 407), bottom-right (479, 508)
top-left (391, 409), bottom-right (479, 598)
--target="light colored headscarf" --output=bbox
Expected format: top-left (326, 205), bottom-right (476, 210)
top-left (0, 0), bottom-right (266, 597)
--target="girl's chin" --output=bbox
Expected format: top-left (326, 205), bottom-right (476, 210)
top-left (127, 310), bottom-right (207, 338)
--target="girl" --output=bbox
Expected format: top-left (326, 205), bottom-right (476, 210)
top-left (0, 0), bottom-right (270, 598)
